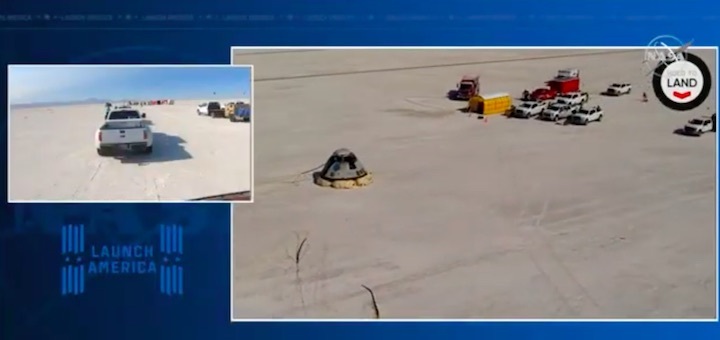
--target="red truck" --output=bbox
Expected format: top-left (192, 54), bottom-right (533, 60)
top-left (527, 69), bottom-right (581, 101)
top-left (448, 75), bottom-right (480, 100)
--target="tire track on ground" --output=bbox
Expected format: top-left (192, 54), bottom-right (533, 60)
top-left (71, 160), bottom-right (106, 200)
top-left (252, 50), bottom-right (638, 82)
top-left (247, 172), bottom-right (713, 317)
top-left (506, 173), bottom-right (712, 318)
top-left (516, 191), bottom-right (710, 317)
top-left (516, 173), bottom-right (713, 233)
top-left (272, 246), bottom-right (524, 317)
top-left (519, 198), bottom-right (602, 317)
top-left (492, 171), bottom-right (709, 225)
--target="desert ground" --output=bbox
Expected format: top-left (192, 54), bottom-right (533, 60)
top-left (8, 99), bottom-right (252, 201)
top-left (231, 49), bottom-right (717, 319)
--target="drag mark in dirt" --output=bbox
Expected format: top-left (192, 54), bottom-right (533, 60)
top-left (72, 160), bottom-right (105, 199)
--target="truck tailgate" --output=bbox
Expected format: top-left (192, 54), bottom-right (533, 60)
top-left (100, 128), bottom-right (146, 144)
top-left (99, 119), bottom-right (147, 144)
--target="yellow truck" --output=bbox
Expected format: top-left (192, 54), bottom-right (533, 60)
top-left (223, 101), bottom-right (252, 122)
top-left (224, 102), bottom-right (236, 119)
top-left (467, 92), bottom-right (513, 116)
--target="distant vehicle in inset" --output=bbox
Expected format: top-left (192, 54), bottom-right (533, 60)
top-left (448, 75), bottom-right (480, 101)
top-left (207, 101), bottom-right (225, 118)
top-left (224, 102), bottom-right (236, 117)
top-left (681, 116), bottom-right (714, 136)
top-left (567, 106), bottom-right (604, 125)
top-left (527, 68), bottom-right (581, 102)
top-left (96, 109), bottom-right (152, 156)
top-left (603, 83), bottom-right (632, 96)
top-left (197, 103), bottom-right (208, 115)
top-left (540, 103), bottom-right (581, 121)
top-left (512, 100), bottom-right (547, 118)
top-left (230, 101), bottom-right (251, 122)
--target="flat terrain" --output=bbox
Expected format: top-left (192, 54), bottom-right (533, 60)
top-left (9, 99), bottom-right (252, 201)
top-left (232, 49), bottom-right (717, 319)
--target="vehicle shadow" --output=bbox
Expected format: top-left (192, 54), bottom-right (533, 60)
top-left (673, 128), bottom-right (701, 137)
top-left (189, 190), bottom-right (252, 201)
top-left (114, 132), bottom-right (192, 164)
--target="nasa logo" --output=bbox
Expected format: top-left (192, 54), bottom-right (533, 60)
top-left (643, 35), bottom-right (688, 77)
top-left (652, 52), bottom-right (712, 111)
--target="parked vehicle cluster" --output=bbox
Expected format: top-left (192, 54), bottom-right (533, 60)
top-left (453, 68), bottom-right (605, 126)
top-left (197, 101), bottom-right (251, 122)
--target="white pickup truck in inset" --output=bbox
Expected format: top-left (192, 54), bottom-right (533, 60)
top-left (95, 109), bottom-right (153, 156)
top-left (196, 103), bottom-right (208, 115)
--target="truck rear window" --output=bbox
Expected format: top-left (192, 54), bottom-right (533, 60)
top-left (459, 83), bottom-right (473, 90)
top-left (208, 102), bottom-right (221, 109)
top-left (108, 110), bottom-right (141, 120)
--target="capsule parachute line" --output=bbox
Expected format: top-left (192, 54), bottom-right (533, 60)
top-left (312, 148), bottom-right (373, 189)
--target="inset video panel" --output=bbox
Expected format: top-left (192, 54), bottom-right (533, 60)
top-left (230, 47), bottom-right (716, 320)
top-left (8, 64), bottom-right (254, 202)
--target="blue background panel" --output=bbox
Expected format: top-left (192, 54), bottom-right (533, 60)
top-left (1, 0), bottom-right (719, 339)
top-left (1, 204), bottom-right (230, 339)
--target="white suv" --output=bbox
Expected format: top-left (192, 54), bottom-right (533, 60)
top-left (196, 103), bottom-right (208, 115)
top-left (604, 83), bottom-right (632, 96)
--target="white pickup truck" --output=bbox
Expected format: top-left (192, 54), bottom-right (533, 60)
top-left (682, 117), bottom-right (714, 136)
top-left (95, 109), bottom-right (153, 156)
top-left (555, 92), bottom-right (589, 106)
top-left (604, 83), bottom-right (632, 96)
top-left (540, 103), bottom-right (580, 121)
top-left (512, 101), bottom-right (546, 118)
top-left (567, 106), bottom-right (604, 125)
